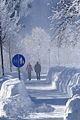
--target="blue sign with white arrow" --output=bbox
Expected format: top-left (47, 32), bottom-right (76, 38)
top-left (12, 54), bottom-right (25, 68)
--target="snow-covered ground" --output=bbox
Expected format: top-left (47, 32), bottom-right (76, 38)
top-left (0, 71), bottom-right (65, 119)
top-left (64, 84), bottom-right (80, 120)
top-left (0, 66), bottom-right (80, 119)
top-left (26, 80), bottom-right (56, 90)
top-left (0, 74), bottom-right (54, 119)
top-left (25, 66), bottom-right (80, 99)
top-left (0, 78), bottom-right (21, 117)
top-left (26, 105), bottom-right (65, 120)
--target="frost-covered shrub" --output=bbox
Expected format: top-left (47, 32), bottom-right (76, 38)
top-left (0, 78), bottom-right (54, 119)
top-left (2, 80), bottom-right (33, 118)
top-left (71, 85), bottom-right (80, 96)
top-left (64, 85), bottom-right (80, 120)
top-left (4, 94), bottom-right (34, 118)
top-left (34, 103), bottom-right (54, 113)
top-left (0, 116), bottom-right (9, 120)
top-left (4, 96), bottom-right (54, 118)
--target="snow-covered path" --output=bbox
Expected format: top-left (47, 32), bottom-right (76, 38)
top-left (26, 80), bottom-right (56, 90)
top-left (26, 73), bottom-right (57, 90)
top-left (26, 105), bottom-right (65, 120)
top-left (0, 72), bottom-right (67, 119)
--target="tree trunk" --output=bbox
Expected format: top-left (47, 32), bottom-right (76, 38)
top-left (0, 21), bottom-right (4, 76)
top-left (9, 40), bottom-right (12, 72)
top-left (48, 49), bottom-right (50, 69)
top-left (57, 47), bottom-right (60, 65)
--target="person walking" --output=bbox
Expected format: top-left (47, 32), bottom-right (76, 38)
top-left (34, 61), bottom-right (41, 80)
top-left (26, 62), bottom-right (33, 80)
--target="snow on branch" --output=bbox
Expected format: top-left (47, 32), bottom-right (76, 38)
top-left (49, 0), bottom-right (80, 48)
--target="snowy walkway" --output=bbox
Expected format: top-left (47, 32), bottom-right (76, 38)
top-left (0, 73), bottom-right (67, 119)
top-left (26, 80), bottom-right (56, 90)
top-left (26, 73), bottom-right (69, 99)
top-left (26, 73), bottom-right (57, 90)
top-left (26, 105), bottom-right (65, 120)
top-left (26, 73), bottom-right (47, 81)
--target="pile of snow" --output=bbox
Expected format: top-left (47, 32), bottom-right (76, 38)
top-left (0, 78), bottom-right (33, 118)
top-left (0, 76), bottom-right (54, 119)
top-left (34, 103), bottom-right (54, 113)
top-left (48, 66), bottom-right (80, 97)
top-left (64, 85), bottom-right (80, 120)
top-left (4, 94), bottom-right (33, 118)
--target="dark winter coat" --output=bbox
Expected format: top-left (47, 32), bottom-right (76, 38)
top-left (34, 63), bottom-right (41, 73)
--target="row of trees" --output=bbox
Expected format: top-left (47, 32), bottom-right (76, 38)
top-left (0, 0), bottom-right (32, 76)
top-left (17, 27), bottom-right (51, 71)
top-left (48, 0), bottom-right (80, 64)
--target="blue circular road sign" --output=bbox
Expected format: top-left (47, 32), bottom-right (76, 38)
top-left (12, 54), bottom-right (25, 67)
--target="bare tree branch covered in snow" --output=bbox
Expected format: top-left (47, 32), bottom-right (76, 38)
top-left (0, 0), bottom-right (32, 75)
top-left (17, 27), bottom-right (51, 72)
top-left (48, 0), bottom-right (80, 64)
top-left (49, 0), bottom-right (80, 46)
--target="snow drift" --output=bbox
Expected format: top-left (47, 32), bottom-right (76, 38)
top-left (0, 78), bottom-right (32, 118)
top-left (0, 76), bottom-right (54, 119)
top-left (64, 85), bottom-right (80, 120)
top-left (47, 66), bottom-right (80, 97)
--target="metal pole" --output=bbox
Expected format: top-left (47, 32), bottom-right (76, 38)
top-left (17, 54), bottom-right (21, 80)
top-left (38, 39), bottom-right (41, 62)
top-left (18, 67), bottom-right (21, 80)
top-left (48, 48), bottom-right (50, 69)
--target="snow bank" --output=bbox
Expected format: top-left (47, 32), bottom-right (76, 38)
top-left (0, 78), bottom-right (32, 118)
top-left (0, 78), bottom-right (20, 99)
top-left (64, 85), bottom-right (80, 120)
top-left (0, 77), bottom-right (54, 119)
top-left (48, 66), bottom-right (80, 97)
top-left (34, 103), bottom-right (54, 113)
top-left (64, 95), bottom-right (80, 120)
top-left (4, 94), bottom-right (33, 118)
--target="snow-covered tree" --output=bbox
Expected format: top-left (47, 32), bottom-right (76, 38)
top-left (17, 27), bottom-right (51, 72)
top-left (0, 0), bottom-right (32, 75)
top-left (49, 0), bottom-right (80, 40)
top-left (48, 0), bottom-right (80, 64)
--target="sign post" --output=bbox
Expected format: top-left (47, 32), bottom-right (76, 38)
top-left (12, 54), bottom-right (25, 80)
top-left (18, 67), bottom-right (21, 80)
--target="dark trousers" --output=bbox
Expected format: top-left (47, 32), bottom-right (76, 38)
top-left (36, 72), bottom-right (40, 80)
top-left (28, 72), bottom-right (31, 80)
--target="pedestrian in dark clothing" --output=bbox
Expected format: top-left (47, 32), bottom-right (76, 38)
top-left (26, 62), bottom-right (33, 80)
top-left (34, 61), bottom-right (41, 80)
